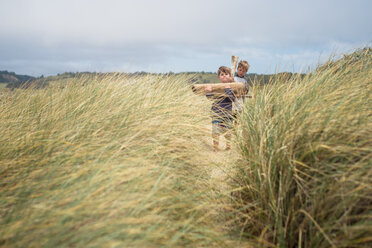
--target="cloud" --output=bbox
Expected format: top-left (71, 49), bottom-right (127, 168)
top-left (0, 0), bottom-right (371, 75)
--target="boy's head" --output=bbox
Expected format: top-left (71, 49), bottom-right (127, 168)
top-left (237, 60), bottom-right (250, 77)
top-left (217, 66), bottom-right (232, 83)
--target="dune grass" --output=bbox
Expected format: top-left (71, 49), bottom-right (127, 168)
top-left (231, 48), bottom-right (372, 247)
top-left (0, 73), bottom-right (233, 247)
top-left (1, 48), bottom-right (371, 248)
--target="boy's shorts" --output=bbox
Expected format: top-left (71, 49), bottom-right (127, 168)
top-left (212, 118), bottom-right (233, 135)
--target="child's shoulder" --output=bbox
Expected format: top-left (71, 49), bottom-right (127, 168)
top-left (234, 76), bottom-right (247, 83)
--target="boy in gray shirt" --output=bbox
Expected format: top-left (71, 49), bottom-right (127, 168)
top-left (233, 60), bottom-right (250, 114)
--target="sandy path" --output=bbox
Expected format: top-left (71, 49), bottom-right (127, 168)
top-left (202, 134), bottom-right (253, 247)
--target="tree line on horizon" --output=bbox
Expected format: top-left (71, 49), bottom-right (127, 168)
top-left (0, 70), bottom-right (305, 89)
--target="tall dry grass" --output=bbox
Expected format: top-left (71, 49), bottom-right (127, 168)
top-left (0, 74), bottom-right (229, 247)
top-left (231, 48), bottom-right (372, 247)
top-left (2, 49), bottom-right (370, 248)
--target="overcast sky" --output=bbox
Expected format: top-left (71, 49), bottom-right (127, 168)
top-left (1, 0), bottom-right (371, 76)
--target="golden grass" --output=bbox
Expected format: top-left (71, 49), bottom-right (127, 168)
top-left (0, 73), bottom-right (235, 247)
top-left (231, 47), bottom-right (372, 247)
top-left (2, 47), bottom-right (370, 248)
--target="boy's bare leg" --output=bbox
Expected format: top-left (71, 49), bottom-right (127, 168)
top-left (212, 122), bottom-right (220, 151)
top-left (212, 133), bottom-right (219, 151)
top-left (224, 133), bottom-right (231, 150)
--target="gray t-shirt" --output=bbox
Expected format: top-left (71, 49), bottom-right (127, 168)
top-left (234, 75), bottom-right (248, 89)
top-left (233, 75), bottom-right (248, 112)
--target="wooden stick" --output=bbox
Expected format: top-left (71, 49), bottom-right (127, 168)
top-left (231, 55), bottom-right (239, 78)
top-left (192, 82), bottom-right (246, 96)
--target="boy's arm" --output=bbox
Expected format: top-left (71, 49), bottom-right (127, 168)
top-left (206, 93), bottom-right (214, 100)
top-left (205, 85), bottom-right (215, 99)
top-left (243, 78), bottom-right (249, 94)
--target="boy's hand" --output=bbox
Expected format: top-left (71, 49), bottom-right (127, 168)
top-left (224, 83), bottom-right (232, 89)
top-left (205, 85), bottom-right (212, 92)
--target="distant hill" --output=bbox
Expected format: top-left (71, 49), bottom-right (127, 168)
top-left (0, 70), bottom-right (35, 85)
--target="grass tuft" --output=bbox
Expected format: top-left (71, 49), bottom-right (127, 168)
top-left (231, 47), bottom-right (372, 247)
top-left (0, 73), bottom-right (229, 247)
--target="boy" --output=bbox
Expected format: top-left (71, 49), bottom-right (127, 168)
top-left (233, 60), bottom-right (250, 115)
top-left (205, 66), bottom-right (235, 151)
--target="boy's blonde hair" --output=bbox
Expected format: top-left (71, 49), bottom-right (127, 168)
top-left (217, 66), bottom-right (232, 76)
top-left (238, 60), bottom-right (250, 71)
